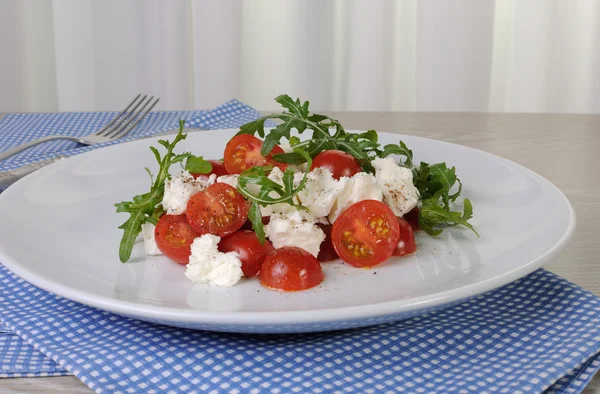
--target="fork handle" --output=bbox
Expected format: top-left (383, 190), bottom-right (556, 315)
top-left (0, 135), bottom-right (81, 161)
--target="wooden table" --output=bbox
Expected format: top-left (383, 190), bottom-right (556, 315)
top-left (1, 112), bottom-right (599, 393)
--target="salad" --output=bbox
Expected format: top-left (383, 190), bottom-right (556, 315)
top-left (115, 95), bottom-right (477, 292)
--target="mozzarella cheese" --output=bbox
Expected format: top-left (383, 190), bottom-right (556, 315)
top-left (296, 167), bottom-right (349, 218)
top-left (372, 157), bottom-right (419, 216)
top-left (185, 234), bottom-right (243, 287)
top-left (162, 171), bottom-right (216, 215)
top-left (265, 209), bottom-right (325, 257)
top-left (328, 172), bottom-right (383, 223)
top-left (141, 222), bottom-right (161, 255)
top-left (216, 174), bottom-right (239, 189)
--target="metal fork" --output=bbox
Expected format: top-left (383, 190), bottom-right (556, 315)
top-left (0, 94), bottom-right (160, 161)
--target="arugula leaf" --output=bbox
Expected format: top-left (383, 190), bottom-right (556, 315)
top-left (237, 148), bottom-right (312, 243)
top-left (381, 140), bottom-right (413, 167)
top-left (185, 155), bottom-right (212, 174)
top-left (248, 202), bottom-right (265, 242)
top-left (419, 198), bottom-right (478, 237)
top-left (115, 120), bottom-right (191, 263)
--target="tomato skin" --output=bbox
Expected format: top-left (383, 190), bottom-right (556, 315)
top-left (185, 183), bottom-right (249, 237)
top-left (331, 200), bottom-right (400, 268)
top-left (310, 150), bottom-right (362, 180)
top-left (223, 134), bottom-right (287, 174)
top-left (191, 160), bottom-right (228, 180)
top-left (218, 230), bottom-right (274, 277)
top-left (154, 214), bottom-right (199, 265)
top-left (403, 206), bottom-right (420, 232)
top-left (260, 247), bottom-right (324, 291)
top-left (316, 223), bottom-right (338, 262)
top-left (393, 218), bottom-right (417, 257)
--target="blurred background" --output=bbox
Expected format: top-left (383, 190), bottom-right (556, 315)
top-left (1, 0), bottom-right (598, 113)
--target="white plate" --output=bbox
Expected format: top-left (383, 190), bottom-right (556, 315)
top-left (0, 129), bottom-right (575, 333)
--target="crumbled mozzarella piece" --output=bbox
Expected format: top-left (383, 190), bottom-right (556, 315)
top-left (162, 171), bottom-right (216, 215)
top-left (216, 174), bottom-right (239, 189)
top-left (141, 222), bottom-right (161, 255)
top-left (296, 167), bottom-right (349, 218)
top-left (328, 172), bottom-right (383, 223)
top-left (265, 209), bottom-right (325, 258)
top-left (372, 157), bottom-right (419, 216)
top-left (185, 234), bottom-right (243, 287)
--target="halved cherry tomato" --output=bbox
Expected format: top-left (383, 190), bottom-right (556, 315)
top-left (393, 218), bottom-right (417, 257)
top-left (310, 150), bottom-right (362, 180)
top-left (316, 223), bottom-right (338, 262)
top-left (260, 246), bottom-right (324, 291)
top-left (218, 230), bottom-right (274, 277)
top-left (223, 134), bottom-right (287, 174)
top-left (154, 214), bottom-right (199, 265)
top-left (331, 200), bottom-right (400, 268)
top-left (403, 206), bottom-right (420, 231)
top-left (186, 183), bottom-right (248, 237)
top-left (191, 160), bottom-right (228, 180)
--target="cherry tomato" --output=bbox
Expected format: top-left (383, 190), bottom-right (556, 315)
top-left (310, 150), bottom-right (362, 180)
top-left (191, 160), bottom-right (228, 180)
top-left (154, 214), bottom-right (199, 265)
top-left (218, 230), bottom-right (274, 277)
top-left (331, 200), bottom-right (400, 268)
top-left (186, 183), bottom-right (248, 237)
top-left (393, 218), bottom-right (417, 257)
top-left (316, 223), bottom-right (338, 262)
top-left (403, 206), bottom-right (420, 231)
top-left (260, 246), bottom-right (324, 291)
top-left (223, 134), bottom-right (287, 174)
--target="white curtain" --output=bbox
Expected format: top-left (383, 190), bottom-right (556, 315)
top-left (1, 0), bottom-right (599, 113)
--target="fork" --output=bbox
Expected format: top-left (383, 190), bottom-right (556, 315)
top-left (0, 94), bottom-right (160, 162)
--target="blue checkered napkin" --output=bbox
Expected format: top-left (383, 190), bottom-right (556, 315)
top-left (0, 321), bottom-right (68, 378)
top-left (1, 264), bottom-right (600, 394)
top-left (0, 99), bottom-right (264, 172)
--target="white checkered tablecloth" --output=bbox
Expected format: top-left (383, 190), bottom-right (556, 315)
top-left (1, 102), bottom-right (600, 393)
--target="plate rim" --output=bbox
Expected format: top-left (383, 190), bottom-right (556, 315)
top-left (0, 130), bottom-right (577, 328)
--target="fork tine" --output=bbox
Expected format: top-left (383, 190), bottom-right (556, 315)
top-left (107, 96), bottom-right (160, 140)
top-left (95, 94), bottom-right (144, 137)
top-left (103, 95), bottom-right (151, 138)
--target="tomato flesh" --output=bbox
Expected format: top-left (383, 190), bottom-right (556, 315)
top-left (154, 214), bottom-right (199, 265)
top-left (191, 160), bottom-right (228, 180)
top-left (403, 206), bottom-right (420, 232)
top-left (310, 150), bottom-right (362, 180)
top-left (186, 183), bottom-right (248, 237)
top-left (316, 223), bottom-right (338, 262)
top-left (331, 200), bottom-right (400, 268)
top-left (260, 246), bottom-right (324, 291)
top-left (223, 134), bottom-right (287, 174)
top-left (219, 230), bottom-right (274, 277)
top-left (393, 218), bottom-right (417, 256)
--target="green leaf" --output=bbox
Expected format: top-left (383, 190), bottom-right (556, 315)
top-left (262, 116), bottom-right (302, 155)
top-left (271, 152), bottom-right (308, 165)
top-left (381, 141), bottom-right (413, 167)
top-left (418, 198), bottom-right (478, 237)
top-left (358, 130), bottom-right (378, 143)
top-left (238, 118), bottom-right (267, 138)
top-left (275, 94), bottom-right (310, 118)
top-left (248, 201), bottom-right (266, 244)
top-left (288, 136), bottom-right (301, 146)
top-left (185, 155), bottom-right (213, 174)
top-left (115, 120), bottom-right (190, 263)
